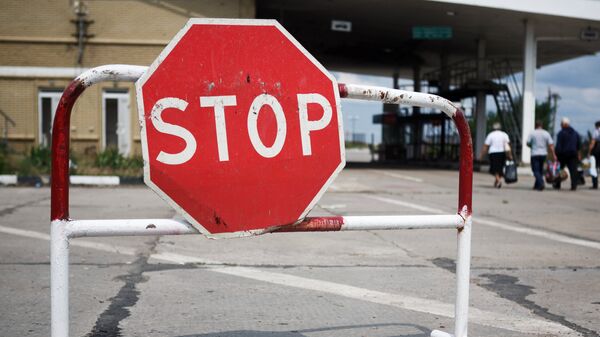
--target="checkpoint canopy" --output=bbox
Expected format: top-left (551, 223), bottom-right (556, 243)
top-left (136, 19), bottom-right (345, 238)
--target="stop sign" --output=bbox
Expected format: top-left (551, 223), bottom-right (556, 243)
top-left (136, 19), bottom-right (345, 237)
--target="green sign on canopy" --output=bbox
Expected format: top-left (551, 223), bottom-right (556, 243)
top-left (412, 26), bottom-right (453, 40)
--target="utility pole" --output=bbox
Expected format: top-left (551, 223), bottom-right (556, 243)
top-left (349, 115), bottom-right (359, 143)
top-left (548, 88), bottom-right (560, 137)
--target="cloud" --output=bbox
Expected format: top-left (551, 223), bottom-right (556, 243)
top-left (331, 71), bottom-right (393, 144)
top-left (340, 100), bottom-right (383, 143)
top-left (537, 53), bottom-right (600, 88)
top-left (332, 71), bottom-right (392, 87)
top-left (534, 54), bottom-right (600, 134)
top-left (580, 88), bottom-right (600, 104)
top-left (536, 80), bottom-right (599, 134)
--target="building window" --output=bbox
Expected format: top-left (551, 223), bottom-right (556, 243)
top-left (38, 90), bottom-right (63, 147)
top-left (102, 90), bottom-right (131, 155)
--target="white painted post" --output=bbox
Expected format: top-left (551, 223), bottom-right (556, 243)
top-left (454, 213), bottom-right (472, 337)
top-left (521, 20), bottom-right (536, 164)
top-left (51, 220), bottom-right (70, 337)
top-left (430, 211), bottom-right (471, 337)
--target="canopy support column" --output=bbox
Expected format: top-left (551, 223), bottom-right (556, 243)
top-left (521, 19), bottom-right (537, 164)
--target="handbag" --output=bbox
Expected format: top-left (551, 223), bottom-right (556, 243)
top-left (504, 160), bottom-right (518, 184)
top-left (545, 160), bottom-right (560, 183)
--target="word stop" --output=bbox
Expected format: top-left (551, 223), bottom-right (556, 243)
top-left (149, 93), bottom-right (335, 165)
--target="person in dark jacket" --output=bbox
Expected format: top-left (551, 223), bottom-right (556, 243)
top-left (588, 120), bottom-right (600, 189)
top-left (554, 117), bottom-right (581, 190)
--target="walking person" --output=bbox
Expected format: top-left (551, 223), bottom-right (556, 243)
top-left (480, 122), bottom-right (512, 188)
top-left (527, 120), bottom-right (556, 191)
top-left (554, 117), bottom-right (581, 191)
top-left (588, 120), bottom-right (600, 189)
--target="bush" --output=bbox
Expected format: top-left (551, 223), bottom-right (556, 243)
top-left (95, 148), bottom-right (143, 170)
top-left (30, 146), bottom-right (52, 170)
top-left (2, 146), bottom-right (144, 177)
top-left (79, 148), bottom-right (144, 176)
top-left (95, 148), bottom-right (124, 169)
top-left (17, 146), bottom-right (51, 175)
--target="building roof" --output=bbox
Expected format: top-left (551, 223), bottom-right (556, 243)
top-left (257, 0), bottom-right (600, 76)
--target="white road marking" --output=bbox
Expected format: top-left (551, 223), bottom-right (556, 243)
top-left (366, 195), bottom-right (444, 214)
top-left (150, 251), bottom-right (220, 265)
top-left (0, 225), bottom-right (136, 255)
top-left (365, 195), bottom-right (600, 251)
top-left (210, 266), bottom-right (573, 336)
top-left (370, 170), bottom-right (424, 183)
top-left (0, 225), bottom-right (52, 241)
top-left (319, 203), bottom-right (347, 210)
top-left (327, 181), bottom-right (372, 192)
top-left (477, 218), bottom-right (600, 250)
top-left (0, 223), bottom-right (576, 335)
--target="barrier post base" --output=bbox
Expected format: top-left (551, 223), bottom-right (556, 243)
top-left (51, 220), bottom-right (70, 337)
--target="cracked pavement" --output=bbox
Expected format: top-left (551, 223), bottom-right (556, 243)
top-left (1, 168), bottom-right (599, 336)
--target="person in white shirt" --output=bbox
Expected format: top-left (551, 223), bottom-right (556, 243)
top-left (480, 122), bottom-right (512, 188)
top-left (588, 120), bottom-right (600, 189)
top-left (527, 120), bottom-right (556, 191)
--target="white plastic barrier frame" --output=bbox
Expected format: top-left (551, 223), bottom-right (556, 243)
top-left (50, 65), bottom-right (473, 337)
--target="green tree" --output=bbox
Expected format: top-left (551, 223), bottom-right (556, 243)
top-left (483, 92), bottom-right (559, 134)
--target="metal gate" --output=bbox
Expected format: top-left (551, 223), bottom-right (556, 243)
top-left (50, 65), bottom-right (473, 337)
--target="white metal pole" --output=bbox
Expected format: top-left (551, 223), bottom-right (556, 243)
top-left (454, 214), bottom-right (472, 337)
top-left (342, 84), bottom-right (457, 117)
top-left (342, 214), bottom-right (463, 231)
top-left (521, 19), bottom-right (536, 164)
top-left (51, 220), bottom-right (70, 337)
top-left (68, 218), bottom-right (198, 238)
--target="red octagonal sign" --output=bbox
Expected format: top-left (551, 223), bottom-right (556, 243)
top-left (136, 19), bottom-right (345, 237)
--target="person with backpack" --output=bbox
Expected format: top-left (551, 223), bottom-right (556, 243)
top-left (527, 120), bottom-right (556, 191)
top-left (588, 120), bottom-right (600, 189)
top-left (554, 117), bottom-right (581, 191)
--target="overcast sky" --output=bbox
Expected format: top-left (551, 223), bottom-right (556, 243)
top-left (333, 53), bottom-right (600, 144)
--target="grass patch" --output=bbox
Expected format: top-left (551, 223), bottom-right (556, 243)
top-left (0, 146), bottom-right (144, 177)
top-left (73, 148), bottom-right (143, 177)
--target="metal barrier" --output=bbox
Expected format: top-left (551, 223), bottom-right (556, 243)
top-left (50, 65), bottom-right (473, 337)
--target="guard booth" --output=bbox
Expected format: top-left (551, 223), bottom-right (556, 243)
top-left (50, 19), bottom-right (473, 337)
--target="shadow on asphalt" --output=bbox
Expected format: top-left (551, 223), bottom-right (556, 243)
top-left (177, 322), bottom-right (431, 337)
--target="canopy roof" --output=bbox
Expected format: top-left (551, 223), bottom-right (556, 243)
top-left (257, 0), bottom-right (600, 77)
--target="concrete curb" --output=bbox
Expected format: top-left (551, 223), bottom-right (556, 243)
top-left (0, 174), bottom-right (144, 186)
top-left (0, 167), bottom-right (534, 187)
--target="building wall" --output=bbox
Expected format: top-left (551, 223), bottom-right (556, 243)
top-left (0, 0), bottom-right (256, 156)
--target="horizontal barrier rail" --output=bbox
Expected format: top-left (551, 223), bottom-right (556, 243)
top-left (274, 214), bottom-right (464, 232)
top-left (50, 65), bottom-right (473, 337)
top-left (54, 214), bottom-right (465, 239)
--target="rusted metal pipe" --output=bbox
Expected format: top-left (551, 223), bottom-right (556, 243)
top-left (337, 82), bottom-right (473, 215)
top-left (50, 65), bottom-right (147, 221)
top-left (274, 214), bottom-right (464, 232)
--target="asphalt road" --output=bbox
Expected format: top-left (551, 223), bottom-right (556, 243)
top-left (1, 167), bottom-right (599, 337)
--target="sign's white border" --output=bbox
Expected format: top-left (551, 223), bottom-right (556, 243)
top-left (136, 18), bottom-right (345, 238)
